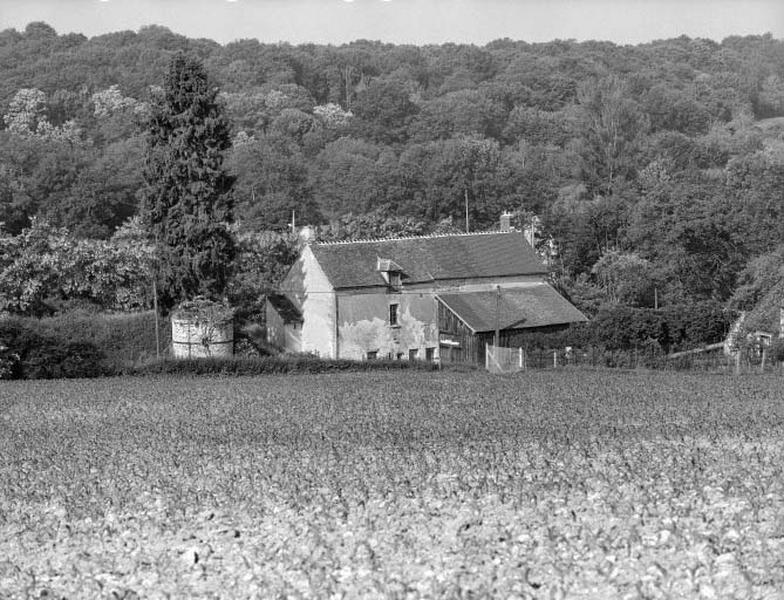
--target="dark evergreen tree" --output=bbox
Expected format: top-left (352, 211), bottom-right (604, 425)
top-left (143, 53), bottom-right (235, 310)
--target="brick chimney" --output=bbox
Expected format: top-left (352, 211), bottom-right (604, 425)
top-left (500, 211), bottom-right (512, 232)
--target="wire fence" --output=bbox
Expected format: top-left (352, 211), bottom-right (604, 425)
top-left (486, 344), bottom-right (781, 374)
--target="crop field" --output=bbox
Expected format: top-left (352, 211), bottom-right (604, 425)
top-left (2, 370), bottom-right (784, 599)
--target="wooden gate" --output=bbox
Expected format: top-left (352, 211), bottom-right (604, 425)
top-left (485, 345), bottom-right (525, 374)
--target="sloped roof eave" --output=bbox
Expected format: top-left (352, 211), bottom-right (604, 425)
top-left (332, 272), bottom-right (548, 292)
top-left (437, 286), bottom-right (587, 333)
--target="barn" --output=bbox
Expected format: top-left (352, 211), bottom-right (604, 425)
top-left (266, 222), bottom-right (586, 365)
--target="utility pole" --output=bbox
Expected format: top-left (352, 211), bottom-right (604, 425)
top-left (494, 285), bottom-right (501, 348)
top-left (465, 188), bottom-right (469, 233)
top-left (529, 214), bottom-right (535, 247)
top-left (152, 278), bottom-right (160, 360)
top-left (152, 232), bottom-right (160, 360)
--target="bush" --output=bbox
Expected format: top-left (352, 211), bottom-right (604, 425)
top-left (768, 337), bottom-right (784, 363)
top-left (7, 310), bottom-right (170, 371)
top-left (519, 323), bottom-right (592, 350)
top-left (523, 302), bottom-right (735, 354)
top-left (0, 319), bottom-right (108, 379)
top-left (0, 339), bottom-right (22, 379)
top-left (662, 301), bottom-right (736, 351)
top-left (24, 340), bottom-right (107, 379)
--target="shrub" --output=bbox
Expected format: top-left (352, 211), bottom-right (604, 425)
top-left (8, 310), bottom-right (170, 371)
top-left (24, 340), bottom-right (107, 379)
top-left (0, 340), bottom-right (22, 379)
top-left (0, 318), bottom-right (108, 379)
top-left (768, 337), bottom-right (784, 363)
top-left (662, 300), bottom-right (736, 351)
top-left (524, 302), bottom-right (734, 354)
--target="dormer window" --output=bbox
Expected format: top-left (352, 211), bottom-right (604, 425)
top-left (377, 257), bottom-right (406, 290)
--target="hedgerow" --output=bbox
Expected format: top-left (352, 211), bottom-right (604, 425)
top-left (1, 311), bottom-right (168, 377)
top-left (130, 355), bottom-right (439, 376)
top-left (0, 319), bottom-right (108, 379)
top-left (522, 301), bottom-right (736, 353)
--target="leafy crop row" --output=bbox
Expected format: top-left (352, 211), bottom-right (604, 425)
top-left (1, 371), bottom-right (783, 598)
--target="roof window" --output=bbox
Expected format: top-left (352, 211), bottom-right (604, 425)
top-left (377, 257), bottom-right (406, 289)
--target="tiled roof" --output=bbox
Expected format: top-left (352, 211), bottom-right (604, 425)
top-left (311, 231), bottom-right (546, 289)
top-left (437, 285), bottom-right (587, 333)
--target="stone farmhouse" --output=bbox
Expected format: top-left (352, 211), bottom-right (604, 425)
top-left (266, 221), bottom-right (586, 365)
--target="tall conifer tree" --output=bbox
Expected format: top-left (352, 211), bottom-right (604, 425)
top-left (143, 53), bottom-right (235, 310)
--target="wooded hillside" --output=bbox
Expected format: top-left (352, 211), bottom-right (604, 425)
top-left (1, 23), bottom-right (783, 313)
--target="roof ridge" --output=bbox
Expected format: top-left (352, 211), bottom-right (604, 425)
top-left (315, 229), bottom-right (518, 246)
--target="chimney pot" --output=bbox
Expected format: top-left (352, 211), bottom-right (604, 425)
top-left (500, 211), bottom-right (512, 233)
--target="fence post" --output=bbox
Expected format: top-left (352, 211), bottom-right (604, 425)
top-left (519, 347), bottom-right (523, 370)
top-left (553, 350), bottom-right (557, 368)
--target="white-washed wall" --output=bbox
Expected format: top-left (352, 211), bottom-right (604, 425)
top-left (299, 246), bottom-right (337, 358)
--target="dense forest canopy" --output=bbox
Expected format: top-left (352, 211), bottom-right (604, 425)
top-left (1, 23), bottom-right (783, 313)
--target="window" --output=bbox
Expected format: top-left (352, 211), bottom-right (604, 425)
top-left (366, 350), bottom-right (378, 360)
top-left (425, 347), bottom-right (435, 362)
top-left (409, 348), bottom-right (419, 361)
top-left (389, 272), bottom-right (402, 288)
top-left (389, 303), bottom-right (399, 327)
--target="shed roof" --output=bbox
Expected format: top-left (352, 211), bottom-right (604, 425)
top-left (437, 285), bottom-right (587, 333)
top-left (267, 293), bottom-right (303, 323)
top-left (310, 231), bottom-right (546, 289)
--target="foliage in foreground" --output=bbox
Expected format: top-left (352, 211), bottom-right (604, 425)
top-left (1, 371), bottom-right (783, 598)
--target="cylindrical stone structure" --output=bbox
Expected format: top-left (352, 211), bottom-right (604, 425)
top-left (171, 299), bottom-right (234, 359)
